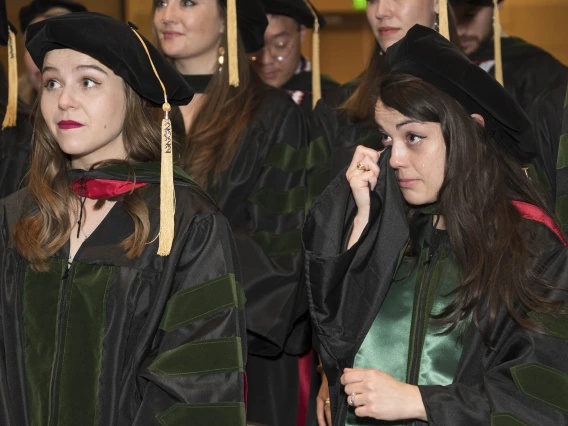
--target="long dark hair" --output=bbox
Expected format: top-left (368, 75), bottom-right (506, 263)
top-left (376, 73), bottom-right (564, 342)
top-left (341, 4), bottom-right (459, 123)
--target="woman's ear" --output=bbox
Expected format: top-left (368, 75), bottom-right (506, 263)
top-left (434, 0), bottom-right (439, 14)
top-left (471, 113), bottom-right (485, 127)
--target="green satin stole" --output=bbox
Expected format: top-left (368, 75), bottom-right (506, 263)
top-left (345, 244), bottom-right (464, 426)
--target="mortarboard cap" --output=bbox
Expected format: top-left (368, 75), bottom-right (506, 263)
top-left (1, 0), bottom-right (17, 129)
top-left (19, 0), bottom-right (87, 33)
top-left (260, 0), bottom-right (326, 29)
top-left (385, 25), bottom-right (536, 164)
top-left (26, 12), bottom-right (195, 256)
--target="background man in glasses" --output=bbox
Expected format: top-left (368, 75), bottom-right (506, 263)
top-left (251, 0), bottom-right (338, 118)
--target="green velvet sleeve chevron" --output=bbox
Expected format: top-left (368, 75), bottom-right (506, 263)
top-left (133, 212), bottom-right (247, 426)
top-left (555, 87), bottom-right (568, 234)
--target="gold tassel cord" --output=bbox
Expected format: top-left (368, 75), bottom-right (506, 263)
top-left (493, 0), bottom-right (504, 86)
top-left (438, 0), bottom-right (450, 41)
top-left (227, 0), bottom-right (239, 87)
top-left (303, 0), bottom-right (321, 109)
top-left (2, 26), bottom-right (17, 129)
top-left (131, 27), bottom-right (175, 256)
top-left (311, 22), bottom-right (321, 109)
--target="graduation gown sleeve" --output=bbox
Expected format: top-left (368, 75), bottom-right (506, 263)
top-left (418, 222), bottom-right (568, 426)
top-left (213, 90), bottom-right (309, 357)
top-left (132, 209), bottom-right (247, 425)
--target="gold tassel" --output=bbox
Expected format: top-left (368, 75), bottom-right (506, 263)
top-left (493, 0), bottom-right (504, 86)
top-left (438, 0), bottom-right (450, 41)
top-left (131, 27), bottom-right (175, 256)
top-left (303, 0), bottom-right (321, 109)
top-left (2, 26), bottom-right (17, 129)
top-left (227, 0), bottom-right (239, 87)
top-left (157, 104), bottom-right (175, 256)
top-left (311, 23), bottom-right (321, 109)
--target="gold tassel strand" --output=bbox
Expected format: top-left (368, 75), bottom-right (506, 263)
top-left (158, 103), bottom-right (175, 256)
top-left (438, 0), bottom-right (450, 41)
top-left (2, 26), bottom-right (17, 129)
top-left (493, 0), bottom-right (504, 86)
top-left (303, 0), bottom-right (321, 109)
top-left (131, 26), bottom-right (175, 256)
top-left (227, 0), bottom-right (239, 87)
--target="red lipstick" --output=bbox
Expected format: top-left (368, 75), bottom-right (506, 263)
top-left (58, 120), bottom-right (84, 130)
top-left (378, 27), bottom-right (400, 37)
top-left (162, 31), bottom-right (183, 40)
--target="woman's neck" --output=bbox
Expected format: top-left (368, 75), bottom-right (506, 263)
top-left (173, 50), bottom-right (217, 76)
top-left (434, 215), bottom-right (446, 230)
top-left (179, 93), bottom-right (206, 134)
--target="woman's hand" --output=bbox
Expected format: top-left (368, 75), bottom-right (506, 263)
top-left (316, 373), bottom-right (332, 426)
top-left (346, 146), bottom-right (381, 248)
top-left (341, 368), bottom-right (427, 422)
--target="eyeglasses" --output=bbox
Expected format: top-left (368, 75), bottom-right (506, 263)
top-left (250, 37), bottom-right (297, 62)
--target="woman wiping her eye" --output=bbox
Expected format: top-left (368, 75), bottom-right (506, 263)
top-left (304, 25), bottom-right (568, 426)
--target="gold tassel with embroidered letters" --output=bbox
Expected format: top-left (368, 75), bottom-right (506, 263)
top-left (131, 27), bottom-right (175, 256)
top-left (2, 25), bottom-right (17, 129)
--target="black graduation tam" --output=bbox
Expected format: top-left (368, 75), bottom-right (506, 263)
top-left (260, 0), bottom-right (326, 29)
top-left (19, 0), bottom-right (87, 33)
top-left (385, 25), bottom-right (536, 164)
top-left (25, 12), bottom-right (194, 106)
top-left (220, 0), bottom-right (268, 53)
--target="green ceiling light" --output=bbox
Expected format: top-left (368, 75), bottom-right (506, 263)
top-left (353, 0), bottom-right (366, 10)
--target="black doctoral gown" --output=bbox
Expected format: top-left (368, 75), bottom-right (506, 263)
top-left (303, 149), bottom-right (568, 425)
top-left (528, 84), bottom-right (566, 206)
top-left (0, 163), bottom-right (248, 426)
top-left (173, 84), bottom-right (311, 426)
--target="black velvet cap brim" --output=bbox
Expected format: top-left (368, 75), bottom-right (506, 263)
top-left (19, 0), bottom-right (87, 33)
top-left (26, 12), bottom-right (194, 107)
top-left (261, 0), bottom-right (325, 29)
top-left (219, 0), bottom-right (268, 53)
top-left (385, 25), bottom-right (536, 164)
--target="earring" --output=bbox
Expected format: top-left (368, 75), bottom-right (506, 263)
top-left (434, 12), bottom-right (440, 32)
top-left (218, 46), bottom-right (225, 72)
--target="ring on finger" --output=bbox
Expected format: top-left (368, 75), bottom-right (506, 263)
top-left (324, 398), bottom-right (330, 405)
top-left (356, 162), bottom-right (366, 171)
top-left (348, 392), bottom-right (357, 407)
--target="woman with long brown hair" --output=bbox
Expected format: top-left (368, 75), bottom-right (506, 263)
top-left (0, 12), bottom-right (248, 425)
top-left (153, 1), bottom-right (310, 425)
top-left (304, 26), bottom-right (568, 426)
